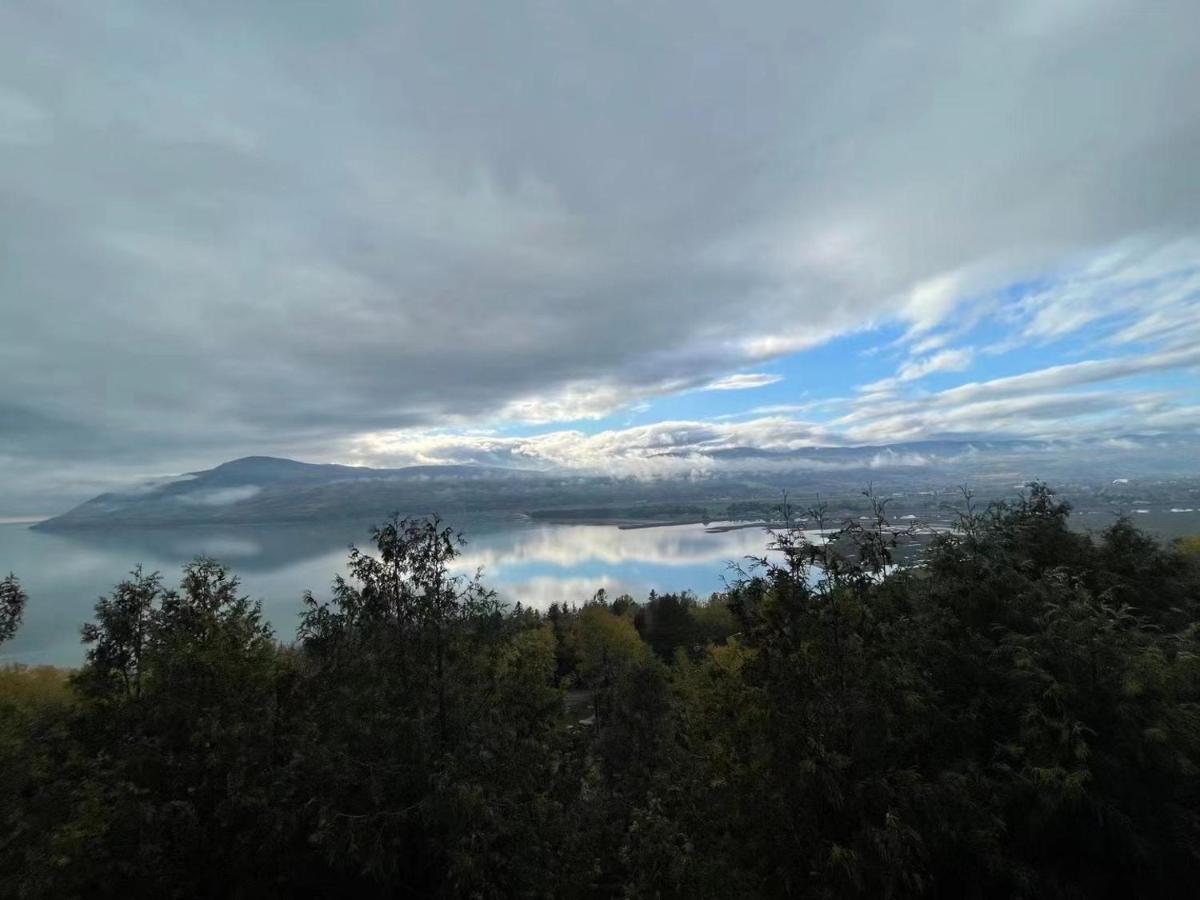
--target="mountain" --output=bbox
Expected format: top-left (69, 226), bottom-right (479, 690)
top-left (35, 457), bottom-right (552, 529)
top-left (34, 436), bottom-right (1200, 529)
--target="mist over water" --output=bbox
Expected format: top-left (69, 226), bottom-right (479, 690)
top-left (0, 520), bottom-right (777, 666)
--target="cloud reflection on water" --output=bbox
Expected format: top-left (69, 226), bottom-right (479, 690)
top-left (458, 523), bottom-right (770, 572)
top-left (461, 522), bottom-right (781, 610)
top-left (1, 520), bottom-right (783, 665)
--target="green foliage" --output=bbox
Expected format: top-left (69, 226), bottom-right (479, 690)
top-left (289, 515), bottom-right (571, 895)
top-left (0, 573), bottom-right (26, 645)
top-left (0, 666), bottom-right (74, 900)
top-left (2, 493), bottom-right (1200, 897)
top-left (634, 591), bottom-right (700, 661)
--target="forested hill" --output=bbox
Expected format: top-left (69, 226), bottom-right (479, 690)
top-left (3, 485), bottom-right (1200, 897)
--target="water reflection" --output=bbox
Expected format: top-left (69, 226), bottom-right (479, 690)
top-left (456, 523), bottom-right (773, 571)
top-left (1, 519), bottom-right (778, 666)
top-left (38, 522), bottom-right (361, 573)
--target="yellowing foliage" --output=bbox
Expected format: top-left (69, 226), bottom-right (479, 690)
top-left (0, 665), bottom-right (73, 710)
top-left (573, 604), bottom-right (649, 687)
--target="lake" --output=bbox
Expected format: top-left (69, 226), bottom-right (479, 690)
top-left (7, 504), bottom-right (1198, 667)
top-left (0, 519), bottom-right (776, 666)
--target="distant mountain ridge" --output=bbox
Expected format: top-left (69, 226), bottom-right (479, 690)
top-left (35, 436), bottom-right (1200, 529)
top-left (36, 456), bottom-right (550, 529)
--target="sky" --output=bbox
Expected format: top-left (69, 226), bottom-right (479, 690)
top-left (1, 0), bottom-right (1199, 513)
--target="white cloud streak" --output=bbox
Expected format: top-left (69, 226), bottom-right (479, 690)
top-left (861, 348), bottom-right (973, 393)
top-left (701, 373), bottom-right (783, 391)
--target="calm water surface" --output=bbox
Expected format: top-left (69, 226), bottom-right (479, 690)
top-left (0, 519), bottom-right (775, 666)
top-left (8, 507), bottom-right (1196, 667)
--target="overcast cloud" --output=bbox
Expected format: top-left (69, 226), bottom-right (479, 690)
top-left (1, 0), bottom-right (1199, 512)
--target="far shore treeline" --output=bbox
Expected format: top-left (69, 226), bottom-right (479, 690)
top-left (3, 484), bottom-right (1200, 898)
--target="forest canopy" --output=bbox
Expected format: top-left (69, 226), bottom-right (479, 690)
top-left (2, 485), bottom-right (1200, 898)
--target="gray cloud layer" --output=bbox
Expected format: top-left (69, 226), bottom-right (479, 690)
top-left (2, 1), bottom-right (1199, 509)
